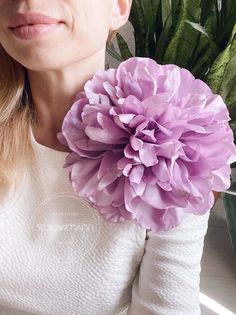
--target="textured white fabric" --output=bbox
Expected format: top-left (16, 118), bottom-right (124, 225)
top-left (127, 210), bottom-right (210, 315)
top-left (0, 127), bottom-right (211, 315)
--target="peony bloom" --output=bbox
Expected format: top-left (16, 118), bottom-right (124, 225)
top-left (57, 57), bottom-right (236, 232)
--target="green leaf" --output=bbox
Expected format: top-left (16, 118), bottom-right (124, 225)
top-left (161, 0), bottom-right (172, 28)
top-left (206, 25), bottom-right (236, 125)
top-left (155, 13), bottom-right (173, 62)
top-left (129, 0), bottom-right (148, 56)
top-left (189, 11), bottom-right (220, 78)
top-left (163, 0), bottom-right (202, 68)
top-left (116, 33), bottom-right (133, 60)
top-left (129, 0), bottom-right (161, 57)
top-left (185, 20), bottom-right (209, 37)
top-left (200, 0), bottom-right (215, 25)
top-left (206, 25), bottom-right (236, 95)
top-left (221, 50), bottom-right (236, 117)
top-left (216, 0), bottom-right (236, 46)
top-left (106, 44), bottom-right (123, 62)
top-left (206, 46), bottom-right (232, 92)
top-left (141, 0), bottom-right (161, 57)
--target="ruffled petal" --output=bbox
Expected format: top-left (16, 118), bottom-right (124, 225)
top-left (58, 56), bottom-right (236, 231)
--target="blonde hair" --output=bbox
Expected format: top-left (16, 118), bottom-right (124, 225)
top-left (0, 46), bottom-right (36, 202)
top-left (0, 30), bottom-right (118, 201)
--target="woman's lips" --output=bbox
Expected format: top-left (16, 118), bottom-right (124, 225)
top-left (9, 23), bottom-right (63, 40)
top-left (8, 12), bottom-right (61, 28)
top-left (8, 12), bottom-right (63, 40)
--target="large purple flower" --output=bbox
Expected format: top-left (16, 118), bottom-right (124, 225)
top-left (57, 57), bottom-right (236, 232)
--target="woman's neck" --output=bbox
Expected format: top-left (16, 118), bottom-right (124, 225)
top-left (28, 47), bottom-right (106, 150)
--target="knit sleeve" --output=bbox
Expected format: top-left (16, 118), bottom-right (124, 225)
top-left (126, 210), bottom-right (211, 315)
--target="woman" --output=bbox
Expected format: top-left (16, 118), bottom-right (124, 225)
top-left (0, 1), bottom-right (221, 314)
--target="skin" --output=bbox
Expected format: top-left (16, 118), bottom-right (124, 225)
top-left (0, 0), bottom-right (220, 206)
top-left (0, 0), bottom-right (132, 151)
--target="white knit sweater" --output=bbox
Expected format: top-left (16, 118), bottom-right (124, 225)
top-left (0, 127), bottom-right (210, 315)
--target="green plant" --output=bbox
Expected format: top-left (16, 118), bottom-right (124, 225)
top-left (107, 0), bottom-right (236, 147)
